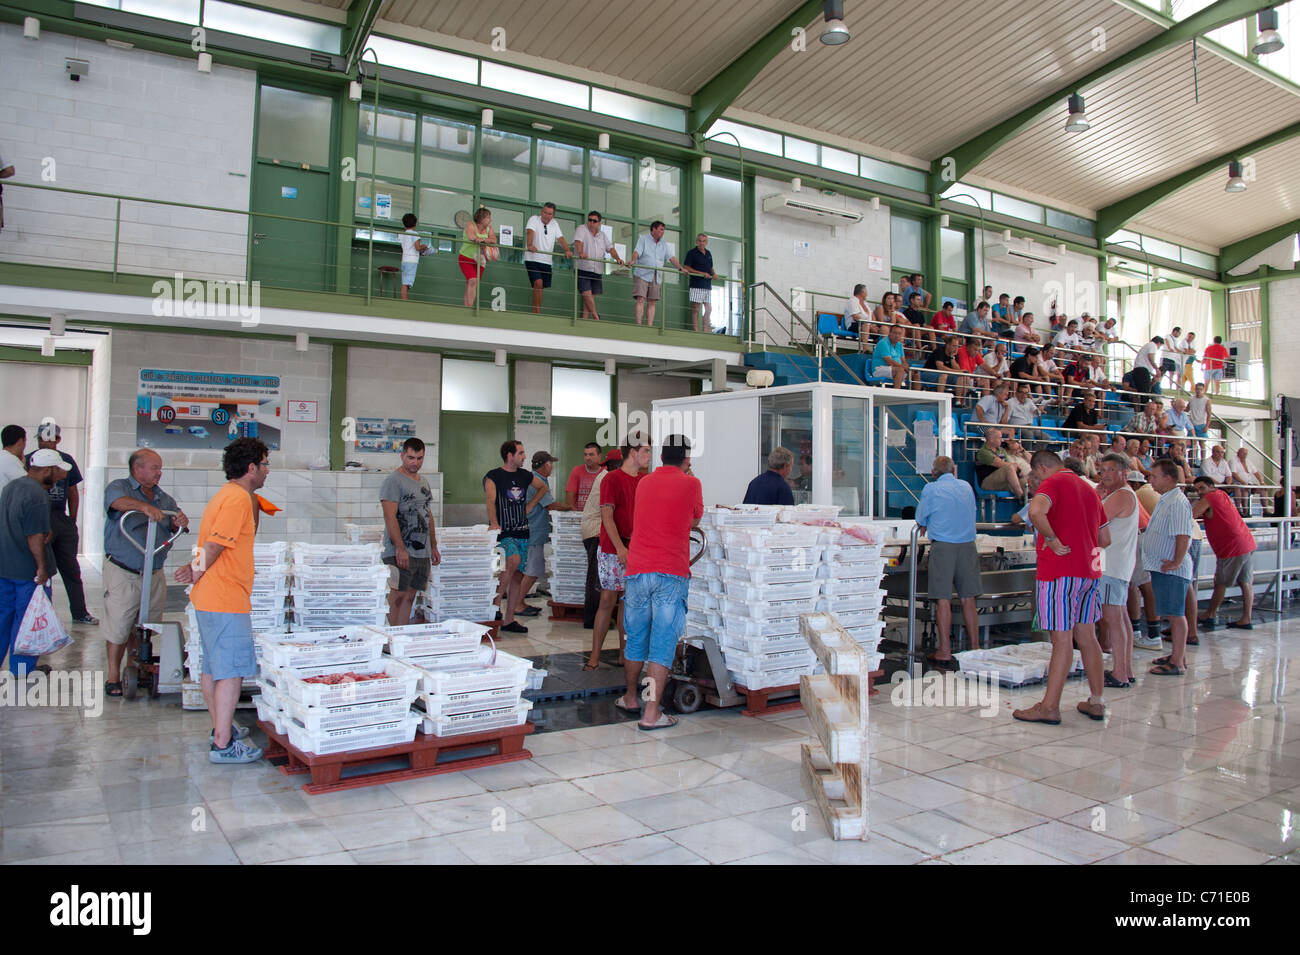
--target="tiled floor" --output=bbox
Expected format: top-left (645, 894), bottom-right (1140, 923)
top-left (2, 569), bottom-right (1298, 865)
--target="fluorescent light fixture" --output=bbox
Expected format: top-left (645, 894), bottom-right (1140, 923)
top-left (41, 337), bottom-right (56, 357)
top-left (105, 38), bottom-right (133, 49)
top-left (23, 16), bottom-right (39, 39)
top-left (1253, 8), bottom-right (1284, 55)
top-left (605, 358), bottom-right (616, 376)
top-left (1002, 229), bottom-right (1013, 241)
top-left (1065, 93), bottom-right (1089, 133)
top-left (939, 214), bottom-right (950, 227)
top-left (494, 348), bottom-right (506, 367)
top-left (295, 333), bottom-right (309, 352)
top-left (598, 132), bottom-right (610, 151)
top-left (790, 177), bottom-right (801, 192)
top-left (1057, 243), bottom-right (1067, 255)
top-left (481, 108), bottom-right (493, 128)
top-left (49, 314), bottom-right (66, 337)
top-left (531, 122), bottom-right (553, 132)
top-left (700, 156), bottom-right (712, 173)
top-left (1225, 160), bottom-right (1247, 193)
top-left (197, 52), bottom-right (212, 73)
top-left (348, 80), bottom-right (362, 102)
top-left (870, 197), bottom-right (880, 211)
top-left (820, 0), bottom-right (849, 45)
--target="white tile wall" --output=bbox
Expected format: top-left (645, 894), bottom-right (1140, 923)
top-left (513, 359), bottom-right (551, 459)
top-left (345, 347), bottom-right (441, 471)
top-left (1266, 278), bottom-right (1300, 399)
top-left (0, 23), bottom-right (255, 280)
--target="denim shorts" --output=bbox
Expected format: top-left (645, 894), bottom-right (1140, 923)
top-left (194, 609), bottom-right (257, 681)
top-left (401, 261), bottom-right (417, 286)
top-left (623, 572), bottom-right (688, 668)
top-left (498, 536), bottom-right (529, 561)
top-left (1150, 571), bottom-right (1191, 617)
top-left (1098, 575), bottom-right (1130, 606)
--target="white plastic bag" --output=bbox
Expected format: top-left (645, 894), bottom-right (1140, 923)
top-left (13, 585), bottom-right (73, 656)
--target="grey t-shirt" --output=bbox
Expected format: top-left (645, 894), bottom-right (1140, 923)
top-left (0, 477), bottom-right (53, 580)
top-left (380, 469), bottom-right (433, 558)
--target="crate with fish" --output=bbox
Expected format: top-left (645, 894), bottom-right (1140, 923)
top-left (280, 659), bottom-right (421, 708)
top-left (260, 627), bottom-right (386, 670)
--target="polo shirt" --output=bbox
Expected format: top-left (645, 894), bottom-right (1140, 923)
top-left (1199, 489), bottom-right (1256, 560)
top-left (574, 225), bottom-right (614, 273)
top-left (1006, 396), bottom-right (1038, 426)
top-left (925, 345), bottom-right (959, 370)
top-left (975, 394), bottom-right (1005, 423)
top-left (1014, 323), bottom-right (1038, 342)
top-left (103, 476), bottom-right (180, 573)
top-left (682, 247), bottom-right (714, 290)
top-left (632, 233), bottom-right (675, 283)
top-left (871, 337), bottom-right (905, 375)
top-left (960, 313), bottom-right (991, 336)
top-left (1199, 457), bottom-right (1232, 484)
top-left (958, 350), bottom-right (981, 373)
top-left (1063, 404), bottom-right (1099, 431)
top-left (1034, 469), bottom-right (1108, 581)
top-left (906, 307), bottom-right (930, 326)
top-left (915, 473), bottom-right (976, 544)
top-left (0, 451), bottom-right (25, 491)
top-left (626, 466), bottom-right (704, 579)
top-left (843, 296), bottom-right (870, 329)
top-left (1009, 356), bottom-right (1036, 378)
top-left (742, 469), bottom-right (795, 506)
top-left (1204, 343), bottom-right (1229, 371)
top-left (1164, 409), bottom-right (1194, 433)
top-left (983, 354), bottom-right (1009, 377)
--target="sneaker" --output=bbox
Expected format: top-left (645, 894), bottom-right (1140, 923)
top-left (209, 737), bottom-right (263, 764)
top-left (73, 614), bottom-right (99, 625)
top-left (1133, 632), bottom-right (1165, 651)
top-left (211, 724), bottom-right (251, 742)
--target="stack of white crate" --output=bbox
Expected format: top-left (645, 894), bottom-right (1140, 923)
top-left (547, 511), bottom-right (587, 607)
top-left (290, 543), bottom-right (388, 631)
top-left (343, 523), bottom-right (385, 545)
top-left (819, 520), bottom-right (892, 672)
top-left (254, 628), bottom-right (421, 754)
top-left (425, 526), bottom-right (499, 624)
top-left (383, 621), bottom-right (536, 736)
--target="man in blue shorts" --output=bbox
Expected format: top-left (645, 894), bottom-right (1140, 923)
top-left (485, 440), bottom-right (549, 634)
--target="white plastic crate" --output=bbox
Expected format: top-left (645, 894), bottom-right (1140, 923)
top-left (721, 561), bottom-right (824, 586)
top-left (820, 576), bottom-right (885, 597)
top-left (723, 544), bottom-right (825, 569)
top-left (722, 646), bottom-right (816, 672)
top-left (253, 694), bottom-right (288, 735)
top-left (722, 579), bottom-right (822, 604)
top-left (281, 659), bottom-right (420, 708)
top-left (261, 628), bottom-right (386, 669)
top-left (720, 524), bottom-right (822, 550)
top-left (419, 700), bottom-right (532, 738)
top-left (683, 622), bottom-right (715, 641)
top-left (818, 589), bottom-right (886, 614)
top-left (293, 564), bottom-right (389, 583)
top-left (850, 630), bottom-right (886, 653)
top-left (250, 610), bottom-right (289, 632)
top-left (344, 523), bottom-right (385, 544)
top-left (292, 572), bottom-right (390, 594)
top-left (417, 681), bottom-right (525, 717)
top-left (427, 606), bottom-right (497, 625)
top-left (717, 611), bottom-right (806, 639)
top-left (251, 566), bottom-right (291, 589)
top-left (704, 505), bottom-right (781, 527)
top-left (291, 542), bottom-right (382, 566)
top-left (728, 664), bottom-right (816, 690)
top-left (398, 647), bottom-right (532, 696)
top-left (249, 591), bottom-right (287, 612)
top-left (286, 712), bottom-right (421, 755)
top-left (290, 589), bottom-right (388, 610)
top-left (686, 590), bottom-right (719, 612)
top-left (254, 541), bottom-right (289, 565)
top-left (829, 555), bottom-right (889, 577)
top-left (438, 525), bottom-right (499, 544)
top-left (255, 679), bottom-right (281, 710)
top-left (378, 620), bottom-right (488, 657)
top-left (719, 631), bottom-right (811, 655)
top-left (290, 607), bottom-right (389, 629)
top-left (283, 694), bottom-right (415, 733)
top-left (776, 503), bottom-right (843, 523)
top-left (686, 609), bottom-right (722, 629)
top-left (835, 608), bottom-right (885, 629)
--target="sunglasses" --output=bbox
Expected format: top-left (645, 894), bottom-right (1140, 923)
top-left (588, 218), bottom-right (600, 223)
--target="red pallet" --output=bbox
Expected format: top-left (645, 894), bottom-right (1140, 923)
top-left (547, 601), bottom-right (585, 622)
top-left (733, 682), bottom-right (804, 717)
top-left (258, 721), bottom-right (534, 795)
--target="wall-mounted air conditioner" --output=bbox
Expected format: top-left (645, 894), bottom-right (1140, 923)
top-left (761, 193), bottom-right (863, 225)
top-left (986, 243), bottom-right (1058, 271)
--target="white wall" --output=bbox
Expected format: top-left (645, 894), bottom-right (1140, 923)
top-left (1267, 277), bottom-right (1300, 402)
top-left (0, 23), bottom-right (256, 280)
top-left (616, 370), bottom-right (693, 436)
top-left (975, 230), bottom-right (1101, 336)
top-left (345, 347), bottom-right (441, 471)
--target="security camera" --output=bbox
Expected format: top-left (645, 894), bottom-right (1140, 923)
top-left (66, 58), bottom-right (89, 81)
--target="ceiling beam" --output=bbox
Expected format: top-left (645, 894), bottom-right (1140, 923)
top-left (688, 0), bottom-right (823, 137)
top-left (1094, 120), bottom-right (1300, 239)
top-left (342, 0), bottom-right (384, 77)
top-left (928, 0), bottom-right (1276, 194)
top-left (1219, 217), bottom-right (1300, 273)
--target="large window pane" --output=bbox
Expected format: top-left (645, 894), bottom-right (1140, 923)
top-left (1045, 207), bottom-right (1093, 236)
top-left (820, 146), bottom-right (858, 176)
top-left (535, 140), bottom-right (583, 210)
top-left (784, 137), bottom-right (819, 165)
top-left (118, 0), bottom-right (200, 22)
top-left (590, 88), bottom-right (686, 132)
top-left (861, 155), bottom-right (928, 192)
top-left (356, 179), bottom-right (413, 221)
top-left (358, 105), bottom-right (416, 181)
top-left (992, 192), bottom-right (1044, 223)
top-left (706, 235), bottom-right (743, 335)
top-left (637, 158), bottom-right (680, 227)
top-left (706, 120), bottom-right (781, 156)
top-left (1141, 235), bottom-right (1181, 261)
top-left (941, 227), bottom-right (967, 280)
top-left (442, 359), bottom-right (509, 413)
top-left (552, 367), bottom-right (611, 418)
top-left (589, 152), bottom-right (633, 219)
top-left (418, 187), bottom-right (473, 231)
top-left (257, 86), bottom-right (331, 167)
top-left (942, 183), bottom-right (992, 210)
top-left (480, 129), bottom-right (531, 199)
top-left (203, 0), bottom-right (340, 52)
top-left (607, 220), bottom-right (635, 271)
top-left (367, 36), bottom-right (478, 84)
top-left (481, 63), bottom-right (589, 109)
top-left (891, 215), bottom-right (923, 271)
top-left (760, 392), bottom-right (813, 504)
top-left (1181, 247), bottom-right (1216, 270)
top-left (703, 174), bottom-right (741, 238)
top-left (832, 396), bottom-right (868, 516)
top-left (420, 117), bottom-right (474, 191)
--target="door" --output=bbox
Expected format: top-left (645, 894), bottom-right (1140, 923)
top-left (251, 166), bottom-right (331, 293)
top-left (549, 416), bottom-right (605, 502)
top-left (439, 411), bottom-right (511, 526)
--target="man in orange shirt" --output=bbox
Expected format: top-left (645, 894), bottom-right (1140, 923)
top-left (175, 438), bottom-right (268, 763)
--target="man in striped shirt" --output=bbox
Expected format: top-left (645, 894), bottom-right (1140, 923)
top-left (1142, 459), bottom-right (1197, 676)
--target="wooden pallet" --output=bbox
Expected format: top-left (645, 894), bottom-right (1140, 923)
top-left (258, 721), bottom-right (534, 795)
top-left (733, 682), bottom-right (803, 717)
top-left (547, 601), bottom-right (585, 622)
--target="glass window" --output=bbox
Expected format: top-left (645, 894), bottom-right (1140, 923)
top-left (607, 220), bottom-right (635, 272)
top-left (662, 229), bottom-right (682, 285)
top-left (490, 206), bottom-right (525, 263)
top-left (442, 359), bottom-right (509, 413)
top-left (480, 62), bottom-right (589, 110)
top-left (860, 155), bottom-right (928, 192)
top-left (706, 120), bottom-right (782, 156)
top-left (832, 396), bottom-right (869, 516)
top-left (552, 367), bottom-right (612, 418)
top-left (942, 183), bottom-right (992, 210)
top-left (784, 137), bottom-right (819, 165)
top-left (117, 0), bottom-right (200, 22)
top-left (418, 187), bottom-right (474, 231)
top-left (257, 86), bottom-right (332, 167)
top-left (992, 192), bottom-right (1044, 223)
top-left (420, 117), bottom-right (474, 191)
top-left (358, 105), bottom-right (416, 181)
top-left (1045, 207), bottom-right (1094, 236)
top-left (1107, 228), bottom-right (1142, 248)
top-left (703, 174), bottom-right (742, 238)
top-left (637, 158), bottom-right (680, 227)
top-left (820, 146), bottom-right (858, 175)
top-left (590, 88), bottom-right (686, 132)
top-left (1181, 247), bottom-right (1216, 270)
top-left (891, 215), bottom-right (923, 271)
top-left (355, 179), bottom-right (414, 222)
top-left (941, 227), bottom-right (967, 280)
top-left (705, 235), bottom-right (743, 335)
top-left (368, 36), bottom-right (478, 84)
top-left (589, 152), bottom-right (634, 219)
top-left (203, 0), bottom-right (340, 52)
top-left (480, 129), bottom-right (531, 199)
top-left (760, 391), bottom-right (813, 504)
top-left (1142, 235), bottom-right (1181, 261)
top-left (535, 140), bottom-right (584, 210)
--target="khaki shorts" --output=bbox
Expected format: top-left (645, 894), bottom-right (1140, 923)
top-left (632, 276), bottom-right (662, 301)
top-left (103, 560), bottom-right (168, 645)
top-left (980, 468), bottom-right (1014, 492)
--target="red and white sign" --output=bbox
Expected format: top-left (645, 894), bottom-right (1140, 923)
top-left (287, 400), bottom-right (318, 423)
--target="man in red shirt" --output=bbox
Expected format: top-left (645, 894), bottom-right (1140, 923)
top-left (1014, 451), bottom-right (1112, 724)
top-left (1192, 476), bottom-right (1257, 629)
top-left (1202, 335), bottom-right (1230, 395)
top-left (565, 442), bottom-right (603, 511)
top-left (614, 434), bottom-right (703, 730)
top-left (589, 433), bottom-right (651, 673)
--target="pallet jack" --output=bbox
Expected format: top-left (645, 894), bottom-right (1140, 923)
top-left (116, 509), bottom-right (188, 700)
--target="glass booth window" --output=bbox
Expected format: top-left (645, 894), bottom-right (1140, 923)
top-left (703, 174), bottom-right (742, 240)
top-left (442, 359), bottom-right (509, 413)
top-left (536, 139), bottom-right (584, 210)
top-left (356, 179), bottom-right (413, 221)
top-left (832, 396), bottom-right (868, 516)
top-left (760, 391), bottom-right (813, 505)
top-left (941, 227), bottom-right (967, 281)
top-left (590, 152), bottom-right (634, 219)
top-left (552, 367), bottom-right (612, 419)
top-left (257, 86), bottom-right (332, 167)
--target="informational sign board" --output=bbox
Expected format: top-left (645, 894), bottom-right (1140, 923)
top-left (136, 369), bottom-right (281, 450)
top-left (287, 399), bottom-right (317, 423)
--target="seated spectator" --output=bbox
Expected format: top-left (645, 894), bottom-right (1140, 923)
top-left (988, 298), bottom-right (1014, 337)
top-left (1054, 319), bottom-right (1083, 353)
top-left (959, 337), bottom-right (985, 394)
top-left (922, 335), bottom-right (968, 400)
top-left (983, 340), bottom-right (1010, 381)
top-left (1011, 296), bottom-right (1027, 325)
top-left (1086, 354), bottom-right (1112, 390)
top-left (1199, 444), bottom-right (1232, 485)
top-left (1006, 383), bottom-right (1043, 446)
top-left (1004, 437), bottom-right (1032, 477)
top-left (1013, 311), bottom-right (1041, 344)
top-left (903, 291), bottom-right (929, 333)
top-left (1062, 357), bottom-right (1092, 403)
top-left (871, 291), bottom-right (900, 333)
top-left (1080, 433), bottom-right (1102, 481)
top-left (1063, 390), bottom-right (1105, 434)
top-left (1167, 441), bottom-right (1195, 484)
top-left (1230, 447), bottom-right (1265, 510)
top-left (844, 283), bottom-right (872, 338)
top-left (1130, 400), bottom-right (1164, 436)
top-left (975, 428), bottom-right (1027, 501)
top-left (959, 300), bottom-right (995, 339)
top-left (1079, 321), bottom-right (1099, 352)
top-left (1097, 317), bottom-right (1120, 348)
top-left (1010, 345), bottom-right (1046, 396)
top-left (1271, 486), bottom-right (1300, 518)
top-left (1126, 438), bottom-right (1151, 481)
top-left (909, 273), bottom-right (932, 310)
top-left (897, 275), bottom-right (914, 311)
top-left (974, 382), bottom-right (1011, 430)
top-left (1107, 432), bottom-right (1129, 459)
top-left (1163, 398), bottom-right (1194, 439)
top-left (929, 299), bottom-right (957, 341)
top-left (1037, 343), bottom-right (1066, 401)
top-left (871, 322), bottom-right (912, 388)
top-left (1138, 438), bottom-right (1154, 472)
top-left (991, 292), bottom-right (1012, 324)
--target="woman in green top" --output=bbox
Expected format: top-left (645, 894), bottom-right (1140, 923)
top-left (459, 207), bottom-right (496, 307)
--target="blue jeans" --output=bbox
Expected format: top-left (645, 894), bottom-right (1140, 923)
top-left (0, 578), bottom-right (48, 676)
top-left (623, 573), bottom-right (688, 668)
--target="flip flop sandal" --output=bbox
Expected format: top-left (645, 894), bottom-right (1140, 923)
top-left (614, 697), bottom-right (641, 715)
top-left (582, 662), bottom-right (600, 671)
top-left (1186, 636), bottom-right (1199, 645)
top-left (1104, 671), bottom-right (1131, 689)
top-left (1148, 661), bottom-right (1185, 676)
top-left (105, 681), bottom-right (123, 698)
top-left (1151, 655), bottom-right (1172, 666)
top-left (639, 713), bottom-right (678, 731)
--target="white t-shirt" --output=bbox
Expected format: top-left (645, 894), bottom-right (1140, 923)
top-left (1135, 342), bottom-right (1161, 374)
top-left (524, 215), bottom-right (565, 265)
top-left (1038, 357), bottom-right (1058, 376)
top-left (844, 296), bottom-right (869, 327)
top-left (1200, 456), bottom-right (1232, 484)
top-left (983, 353), bottom-right (1008, 377)
top-left (1006, 396), bottom-right (1038, 425)
top-left (1055, 331), bottom-right (1082, 352)
top-left (1231, 458), bottom-right (1260, 486)
top-left (1166, 336), bottom-right (1187, 363)
top-left (399, 229), bottom-right (420, 264)
top-left (0, 450), bottom-right (25, 491)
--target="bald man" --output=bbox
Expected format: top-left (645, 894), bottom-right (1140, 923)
top-left (102, 449), bottom-right (189, 696)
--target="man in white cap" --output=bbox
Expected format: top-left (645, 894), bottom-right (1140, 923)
top-left (0, 448), bottom-right (65, 675)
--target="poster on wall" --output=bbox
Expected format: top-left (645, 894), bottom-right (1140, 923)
top-left (136, 369), bottom-right (282, 451)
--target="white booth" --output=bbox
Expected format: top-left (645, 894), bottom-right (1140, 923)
top-left (652, 382), bottom-right (952, 517)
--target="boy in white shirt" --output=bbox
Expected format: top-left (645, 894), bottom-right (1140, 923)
top-left (398, 213), bottom-right (430, 301)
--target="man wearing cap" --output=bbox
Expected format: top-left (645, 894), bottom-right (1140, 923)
top-left (516, 450), bottom-right (567, 617)
top-left (580, 449), bottom-right (622, 629)
top-left (102, 448), bottom-right (189, 696)
top-left (26, 423), bottom-right (96, 625)
top-left (0, 448), bottom-right (65, 676)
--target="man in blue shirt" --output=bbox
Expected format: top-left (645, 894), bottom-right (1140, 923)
top-left (960, 301), bottom-right (995, 339)
top-left (743, 447), bottom-right (795, 506)
top-left (871, 322), bottom-right (911, 388)
top-left (915, 456), bottom-right (981, 665)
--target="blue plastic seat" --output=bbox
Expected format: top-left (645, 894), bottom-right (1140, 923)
top-left (817, 311), bottom-right (858, 341)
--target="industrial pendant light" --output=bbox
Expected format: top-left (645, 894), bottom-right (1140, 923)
top-left (820, 0), bottom-right (850, 45)
top-left (1064, 93), bottom-right (1090, 133)
top-left (1253, 8), bottom-right (1284, 55)
top-left (1224, 161), bottom-right (1247, 193)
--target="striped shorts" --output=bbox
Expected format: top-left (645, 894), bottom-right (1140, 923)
top-left (1034, 576), bottom-right (1101, 632)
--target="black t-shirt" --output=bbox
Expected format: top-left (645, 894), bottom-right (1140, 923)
top-left (903, 307), bottom-right (926, 325)
top-left (1010, 356), bottom-right (1034, 378)
top-left (1064, 404), bottom-right (1098, 430)
top-left (924, 345), bottom-right (956, 370)
top-left (484, 467), bottom-right (533, 539)
top-left (682, 248), bottom-right (714, 290)
top-left (25, 449), bottom-right (81, 515)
